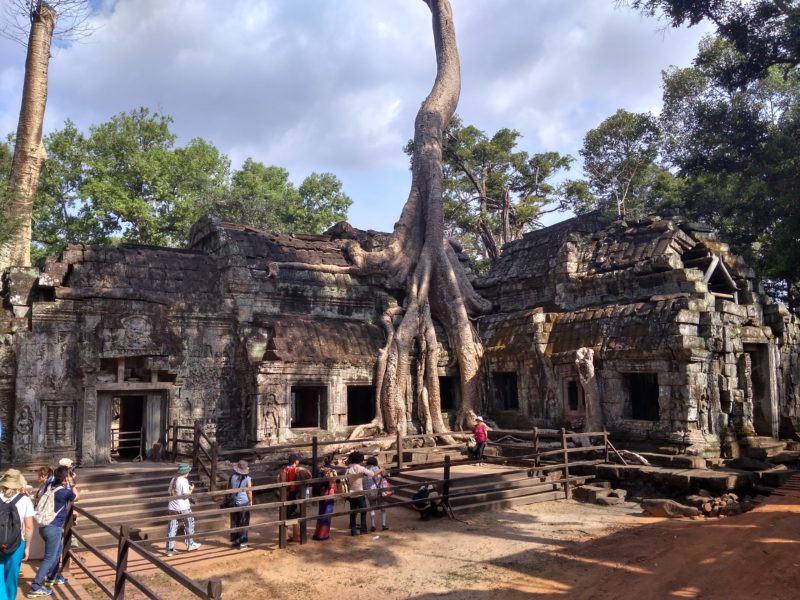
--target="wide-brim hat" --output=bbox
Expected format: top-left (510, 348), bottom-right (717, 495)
top-left (58, 457), bottom-right (74, 467)
top-left (0, 469), bottom-right (27, 490)
top-left (475, 416), bottom-right (484, 422)
top-left (176, 463), bottom-right (191, 475)
top-left (233, 460), bottom-right (249, 475)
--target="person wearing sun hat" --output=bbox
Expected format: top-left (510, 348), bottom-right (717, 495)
top-left (0, 469), bottom-right (34, 599)
top-left (165, 464), bottom-right (200, 556)
top-left (227, 460), bottom-right (253, 550)
top-left (472, 416), bottom-right (490, 465)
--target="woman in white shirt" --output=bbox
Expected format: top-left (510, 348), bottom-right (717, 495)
top-left (0, 469), bottom-right (34, 600)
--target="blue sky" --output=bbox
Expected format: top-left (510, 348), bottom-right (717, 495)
top-left (0, 0), bottom-right (711, 232)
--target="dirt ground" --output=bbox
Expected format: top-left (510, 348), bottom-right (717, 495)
top-left (32, 487), bottom-right (796, 600)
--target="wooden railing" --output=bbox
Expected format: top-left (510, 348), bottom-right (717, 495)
top-left (60, 503), bottom-right (222, 600)
top-left (111, 428), bottom-right (145, 461)
top-left (66, 426), bottom-right (619, 598)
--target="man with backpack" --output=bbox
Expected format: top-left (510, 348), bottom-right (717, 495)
top-left (27, 465), bottom-right (79, 598)
top-left (0, 469), bottom-right (34, 600)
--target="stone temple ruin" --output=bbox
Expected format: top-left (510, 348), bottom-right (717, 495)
top-left (1, 213), bottom-right (799, 466)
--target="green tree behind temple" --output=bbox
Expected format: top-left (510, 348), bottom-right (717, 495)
top-left (410, 115), bottom-right (573, 268)
top-left (27, 108), bottom-right (353, 262)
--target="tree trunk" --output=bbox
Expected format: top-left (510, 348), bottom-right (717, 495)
top-left (271, 0), bottom-right (490, 438)
top-left (1, 3), bottom-right (56, 271)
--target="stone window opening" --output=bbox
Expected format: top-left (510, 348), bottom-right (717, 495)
top-left (347, 385), bottom-right (375, 426)
top-left (624, 373), bottom-right (660, 421)
top-left (291, 386), bottom-right (328, 429)
top-left (563, 379), bottom-right (584, 415)
top-left (492, 372), bottom-right (519, 410)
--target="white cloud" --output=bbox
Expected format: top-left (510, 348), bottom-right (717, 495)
top-left (0, 0), bottom-right (712, 231)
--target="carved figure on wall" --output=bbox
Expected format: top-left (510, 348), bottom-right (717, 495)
top-left (575, 347), bottom-right (603, 432)
top-left (14, 405), bottom-right (33, 449)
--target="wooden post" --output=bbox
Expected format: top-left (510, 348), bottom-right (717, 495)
top-left (533, 426), bottom-right (540, 468)
top-left (604, 429), bottom-right (609, 464)
top-left (139, 423), bottom-right (146, 461)
top-left (207, 578), bottom-right (223, 600)
top-left (171, 419), bottom-right (178, 462)
top-left (311, 436), bottom-right (319, 479)
top-left (210, 440), bottom-right (219, 492)
top-left (60, 504), bottom-right (74, 571)
top-left (278, 477), bottom-right (287, 549)
top-left (443, 455), bottom-right (451, 508)
top-left (396, 430), bottom-right (403, 472)
top-left (114, 525), bottom-right (131, 600)
top-left (192, 420), bottom-right (201, 474)
top-left (299, 479), bottom-right (308, 545)
top-left (561, 428), bottom-right (571, 499)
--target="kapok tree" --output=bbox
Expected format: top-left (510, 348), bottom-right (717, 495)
top-left (269, 0), bottom-right (490, 437)
top-left (0, 0), bottom-right (91, 271)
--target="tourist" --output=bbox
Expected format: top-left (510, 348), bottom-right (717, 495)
top-left (0, 469), bottom-right (34, 600)
top-left (165, 464), bottom-right (201, 556)
top-left (228, 460), bottom-right (253, 550)
top-left (411, 484), bottom-right (444, 521)
top-left (364, 456), bottom-right (389, 532)
top-left (472, 416), bottom-right (490, 465)
top-left (33, 467), bottom-right (53, 503)
top-left (278, 454), bottom-right (310, 543)
top-left (345, 451), bottom-right (383, 536)
top-left (312, 455), bottom-right (337, 541)
top-left (27, 465), bottom-right (79, 597)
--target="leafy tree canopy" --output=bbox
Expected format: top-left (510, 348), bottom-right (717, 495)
top-left (30, 108), bottom-right (352, 263)
top-left (564, 108), bottom-right (684, 220)
top-left (408, 115), bottom-right (573, 268)
top-left (629, 0), bottom-right (800, 88)
top-left (659, 35), bottom-right (800, 308)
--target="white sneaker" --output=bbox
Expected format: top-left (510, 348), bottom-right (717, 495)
top-left (186, 543), bottom-right (202, 551)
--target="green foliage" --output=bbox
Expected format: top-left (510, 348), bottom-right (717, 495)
top-left (411, 115), bottom-right (573, 263)
top-left (659, 36), bottom-right (800, 308)
top-left (0, 140), bottom-right (17, 248)
top-left (31, 108), bottom-right (352, 260)
top-left (572, 109), bottom-right (682, 219)
top-left (296, 172), bottom-right (352, 234)
top-left (629, 0), bottom-right (800, 88)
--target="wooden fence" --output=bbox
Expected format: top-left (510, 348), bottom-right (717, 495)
top-left (73, 426), bottom-right (620, 598)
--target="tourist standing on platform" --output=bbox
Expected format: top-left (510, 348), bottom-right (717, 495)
top-left (279, 454), bottom-right (310, 543)
top-left (472, 416), bottom-right (490, 465)
top-left (364, 456), bottom-right (389, 532)
top-left (312, 455), bottom-right (337, 541)
top-left (27, 465), bottom-right (79, 597)
top-left (0, 469), bottom-right (34, 600)
top-left (228, 460), bottom-right (253, 550)
top-left (345, 452), bottom-right (383, 536)
top-left (165, 464), bottom-right (201, 556)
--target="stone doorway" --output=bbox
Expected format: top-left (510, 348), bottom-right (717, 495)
top-left (745, 344), bottom-right (778, 438)
top-left (95, 391), bottom-right (168, 464)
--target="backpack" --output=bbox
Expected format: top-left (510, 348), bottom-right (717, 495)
top-left (335, 476), bottom-right (350, 497)
top-left (35, 485), bottom-right (64, 527)
top-left (0, 495), bottom-right (22, 556)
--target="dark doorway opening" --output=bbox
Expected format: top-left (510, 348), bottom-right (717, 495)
top-left (117, 395), bottom-right (145, 459)
top-left (439, 376), bottom-right (458, 411)
top-left (745, 344), bottom-right (775, 437)
top-left (347, 386), bottom-right (375, 426)
top-left (291, 387), bottom-right (327, 429)
top-left (493, 372), bottom-right (519, 410)
top-left (625, 373), bottom-right (659, 421)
